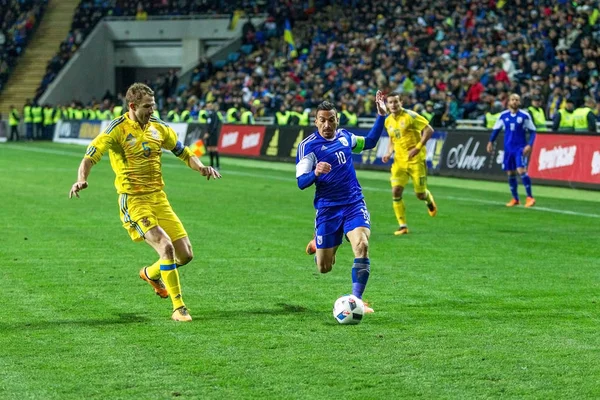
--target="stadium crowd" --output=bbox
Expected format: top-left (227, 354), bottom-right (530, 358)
top-left (15, 0), bottom-right (600, 132)
top-left (0, 0), bottom-right (46, 93)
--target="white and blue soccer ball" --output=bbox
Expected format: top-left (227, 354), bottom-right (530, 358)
top-left (333, 294), bottom-right (364, 325)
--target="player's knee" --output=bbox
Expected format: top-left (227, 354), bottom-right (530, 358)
top-left (392, 186), bottom-right (403, 198)
top-left (416, 192), bottom-right (426, 200)
top-left (178, 253), bottom-right (193, 266)
top-left (354, 239), bottom-right (369, 258)
top-left (162, 241), bottom-right (175, 260)
top-left (316, 259), bottom-right (333, 273)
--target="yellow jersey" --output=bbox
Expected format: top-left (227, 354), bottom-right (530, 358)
top-left (385, 109), bottom-right (429, 162)
top-left (85, 113), bottom-right (190, 195)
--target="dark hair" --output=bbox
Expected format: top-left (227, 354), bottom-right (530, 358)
top-left (386, 91), bottom-right (402, 99)
top-left (317, 101), bottom-right (337, 114)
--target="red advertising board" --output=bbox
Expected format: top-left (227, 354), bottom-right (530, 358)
top-left (218, 125), bottom-right (266, 156)
top-left (528, 134), bottom-right (600, 184)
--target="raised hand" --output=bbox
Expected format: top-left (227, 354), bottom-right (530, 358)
top-left (375, 90), bottom-right (387, 116)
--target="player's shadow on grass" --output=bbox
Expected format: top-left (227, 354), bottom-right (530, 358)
top-left (198, 303), bottom-right (319, 320)
top-left (0, 312), bottom-right (151, 331)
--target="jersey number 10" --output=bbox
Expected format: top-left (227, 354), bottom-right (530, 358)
top-left (336, 151), bottom-right (347, 165)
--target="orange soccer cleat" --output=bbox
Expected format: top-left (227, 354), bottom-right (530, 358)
top-left (524, 196), bottom-right (536, 208)
top-left (139, 268), bottom-right (169, 299)
top-left (363, 301), bottom-right (374, 314)
top-left (427, 194), bottom-right (438, 217)
top-left (306, 238), bottom-right (316, 255)
top-left (506, 199), bottom-right (520, 207)
top-left (172, 306), bottom-right (192, 322)
top-left (394, 226), bottom-right (409, 236)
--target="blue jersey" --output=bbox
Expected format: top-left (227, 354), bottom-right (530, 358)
top-left (296, 129), bottom-right (363, 209)
top-left (491, 109), bottom-right (536, 151)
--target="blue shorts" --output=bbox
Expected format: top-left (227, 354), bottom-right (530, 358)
top-left (314, 199), bottom-right (371, 249)
top-left (503, 148), bottom-right (528, 171)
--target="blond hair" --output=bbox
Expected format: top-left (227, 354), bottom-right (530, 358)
top-left (125, 83), bottom-right (154, 106)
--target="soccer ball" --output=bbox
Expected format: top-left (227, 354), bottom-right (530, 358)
top-left (333, 294), bottom-right (365, 325)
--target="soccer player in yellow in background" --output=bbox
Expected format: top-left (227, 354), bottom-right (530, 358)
top-left (382, 92), bottom-right (437, 235)
top-left (69, 83), bottom-right (221, 322)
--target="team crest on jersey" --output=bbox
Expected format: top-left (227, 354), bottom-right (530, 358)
top-left (149, 127), bottom-right (160, 140)
top-left (517, 117), bottom-right (523, 123)
top-left (140, 217), bottom-right (151, 227)
top-left (338, 137), bottom-right (349, 147)
top-left (126, 133), bottom-right (136, 145)
top-left (317, 236), bottom-right (323, 245)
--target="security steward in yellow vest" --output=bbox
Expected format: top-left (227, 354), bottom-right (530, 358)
top-left (552, 99), bottom-right (575, 131)
top-left (197, 109), bottom-right (208, 123)
top-left (289, 105), bottom-right (310, 125)
top-left (484, 111), bottom-right (500, 129)
top-left (421, 101), bottom-right (434, 122)
top-left (113, 104), bottom-right (123, 118)
top-left (340, 105), bottom-right (358, 127)
top-left (226, 105), bottom-right (240, 123)
top-left (275, 105), bottom-right (290, 125)
top-left (527, 95), bottom-right (548, 131)
top-left (43, 104), bottom-right (55, 140)
top-left (573, 97), bottom-right (597, 132)
top-left (240, 109), bottom-right (254, 125)
top-left (9, 105), bottom-right (20, 141)
top-left (31, 102), bottom-right (43, 139)
top-left (180, 108), bottom-right (192, 122)
top-left (167, 107), bottom-right (181, 122)
top-left (23, 99), bottom-right (33, 140)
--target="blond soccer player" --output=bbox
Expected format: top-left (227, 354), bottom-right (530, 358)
top-left (69, 83), bottom-right (221, 322)
top-left (382, 92), bottom-right (437, 235)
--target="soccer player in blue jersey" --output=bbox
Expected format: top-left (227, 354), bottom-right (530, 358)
top-left (487, 93), bottom-right (537, 207)
top-left (297, 91), bottom-right (387, 313)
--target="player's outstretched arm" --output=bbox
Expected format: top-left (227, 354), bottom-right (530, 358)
top-left (356, 90), bottom-right (388, 151)
top-left (187, 154), bottom-right (222, 180)
top-left (170, 140), bottom-right (221, 180)
top-left (69, 158), bottom-right (93, 198)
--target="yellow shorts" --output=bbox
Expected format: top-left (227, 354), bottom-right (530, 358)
top-left (118, 191), bottom-right (187, 242)
top-left (390, 159), bottom-right (428, 193)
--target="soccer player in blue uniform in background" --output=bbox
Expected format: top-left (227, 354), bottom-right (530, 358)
top-left (296, 91), bottom-right (387, 313)
top-left (487, 93), bottom-right (537, 208)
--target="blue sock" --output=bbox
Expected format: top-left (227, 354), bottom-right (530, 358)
top-left (520, 173), bottom-right (532, 197)
top-left (351, 258), bottom-right (370, 299)
top-left (508, 175), bottom-right (519, 200)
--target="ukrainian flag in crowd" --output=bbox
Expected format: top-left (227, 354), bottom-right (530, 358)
top-left (284, 19), bottom-right (298, 58)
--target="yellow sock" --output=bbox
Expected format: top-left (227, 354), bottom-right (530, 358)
top-left (393, 197), bottom-right (407, 227)
top-left (146, 260), bottom-right (161, 280)
top-left (160, 259), bottom-right (185, 310)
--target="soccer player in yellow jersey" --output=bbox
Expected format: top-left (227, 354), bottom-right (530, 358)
top-left (382, 92), bottom-right (437, 235)
top-left (69, 83), bottom-right (221, 322)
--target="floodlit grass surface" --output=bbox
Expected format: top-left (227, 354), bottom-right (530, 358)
top-left (1, 142), bottom-right (599, 399)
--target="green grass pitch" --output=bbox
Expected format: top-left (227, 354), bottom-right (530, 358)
top-left (0, 142), bottom-right (599, 399)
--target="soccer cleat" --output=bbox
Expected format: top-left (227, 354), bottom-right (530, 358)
top-left (524, 197), bottom-right (536, 208)
top-left (426, 194), bottom-right (437, 217)
top-left (394, 226), bottom-right (409, 236)
top-left (506, 199), bottom-right (520, 207)
top-left (172, 306), bottom-right (192, 322)
top-left (306, 238), bottom-right (316, 255)
top-left (363, 301), bottom-right (374, 314)
top-left (139, 268), bottom-right (168, 299)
